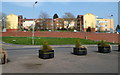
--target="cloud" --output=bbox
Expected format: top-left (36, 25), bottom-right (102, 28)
top-left (2, 0), bottom-right (120, 2)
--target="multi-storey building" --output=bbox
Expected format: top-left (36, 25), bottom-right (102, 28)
top-left (22, 19), bottom-right (35, 30)
top-left (18, 15), bottom-right (23, 26)
top-left (5, 14), bottom-right (114, 32)
top-left (6, 14), bottom-right (18, 32)
top-left (63, 18), bottom-right (77, 30)
top-left (18, 15), bottom-right (24, 31)
top-left (35, 18), bottom-right (77, 30)
top-left (76, 15), bottom-right (84, 31)
top-left (96, 18), bottom-right (114, 32)
top-left (53, 18), bottom-right (64, 30)
top-left (35, 18), bottom-right (64, 30)
top-left (35, 18), bottom-right (52, 30)
top-left (83, 13), bottom-right (96, 32)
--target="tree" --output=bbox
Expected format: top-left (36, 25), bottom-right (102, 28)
top-left (39, 11), bottom-right (50, 19)
top-left (86, 27), bottom-right (92, 32)
top-left (38, 11), bottom-right (50, 30)
top-left (62, 12), bottom-right (75, 30)
top-left (0, 12), bottom-right (6, 31)
top-left (116, 24), bottom-right (120, 33)
top-left (116, 24), bottom-right (120, 30)
top-left (53, 13), bottom-right (59, 30)
top-left (53, 13), bottom-right (59, 19)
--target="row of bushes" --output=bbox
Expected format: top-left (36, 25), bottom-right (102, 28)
top-left (39, 40), bottom-right (120, 59)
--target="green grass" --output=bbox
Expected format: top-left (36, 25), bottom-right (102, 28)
top-left (1, 37), bottom-right (115, 45)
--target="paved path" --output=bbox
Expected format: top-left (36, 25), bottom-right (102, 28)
top-left (0, 43), bottom-right (119, 73)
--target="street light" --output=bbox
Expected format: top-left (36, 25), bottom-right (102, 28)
top-left (2, 17), bottom-right (6, 32)
top-left (32, 1), bottom-right (38, 45)
top-left (108, 15), bottom-right (113, 33)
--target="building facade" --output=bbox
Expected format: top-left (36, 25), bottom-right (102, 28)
top-left (83, 13), bottom-right (96, 32)
top-left (18, 15), bottom-right (24, 31)
top-left (35, 18), bottom-right (53, 30)
top-left (96, 18), bottom-right (114, 32)
top-left (63, 18), bottom-right (76, 30)
top-left (6, 14), bottom-right (18, 32)
top-left (77, 15), bottom-right (84, 31)
top-left (22, 19), bottom-right (35, 30)
top-left (53, 18), bottom-right (64, 30)
top-left (6, 14), bottom-right (114, 32)
top-left (35, 18), bottom-right (76, 31)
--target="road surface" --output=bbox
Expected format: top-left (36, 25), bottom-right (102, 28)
top-left (1, 43), bottom-right (119, 73)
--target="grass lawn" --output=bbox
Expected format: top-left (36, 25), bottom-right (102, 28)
top-left (1, 37), bottom-right (114, 45)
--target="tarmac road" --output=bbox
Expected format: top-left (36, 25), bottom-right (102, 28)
top-left (1, 43), bottom-right (119, 73)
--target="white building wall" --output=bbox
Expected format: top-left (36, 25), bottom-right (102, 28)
top-left (23, 21), bottom-right (35, 28)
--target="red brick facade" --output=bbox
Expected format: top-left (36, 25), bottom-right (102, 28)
top-left (6, 29), bottom-right (18, 32)
top-left (2, 32), bottom-right (119, 43)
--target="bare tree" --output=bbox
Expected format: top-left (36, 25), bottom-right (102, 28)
top-left (39, 11), bottom-right (50, 19)
top-left (38, 11), bottom-right (50, 31)
top-left (62, 12), bottom-right (76, 30)
top-left (0, 12), bottom-right (6, 31)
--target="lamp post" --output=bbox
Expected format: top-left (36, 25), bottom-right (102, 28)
top-left (52, 18), bottom-right (54, 31)
top-left (32, 1), bottom-right (38, 45)
top-left (109, 15), bottom-right (113, 33)
top-left (2, 17), bottom-right (6, 32)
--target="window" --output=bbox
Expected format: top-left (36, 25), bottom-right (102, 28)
top-left (57, 23), bottom-right (59, 25)
top-left (105, 29), bottom-right (107, 31)
top-left (51, 24), bottom-right (53, 26)
top-left (41, 27), bottom-right (43, 29)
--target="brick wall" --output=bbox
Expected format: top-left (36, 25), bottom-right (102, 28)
top-left (2, 31), bottom-right (119, 43)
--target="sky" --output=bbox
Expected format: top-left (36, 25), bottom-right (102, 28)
top-left (1, 1), bottom-right (119, 28)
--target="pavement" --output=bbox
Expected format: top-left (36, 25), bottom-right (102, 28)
top-left (1, 42), bottom-right (118, 48)
top-left (0, 42), bottom-right (119, 73)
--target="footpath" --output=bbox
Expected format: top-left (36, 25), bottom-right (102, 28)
top-left (0, 42), bottom-right (118, 48)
